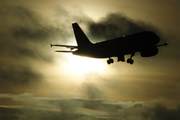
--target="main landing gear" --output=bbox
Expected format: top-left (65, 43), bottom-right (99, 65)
top-left (107, 53), bottom-right (135, 65)
top-left (127, 58), bottom-right (134, 64)
top-left (127, 53), bottom-right (135, 65)
top-left (107, 58), bottom-right (114, 65)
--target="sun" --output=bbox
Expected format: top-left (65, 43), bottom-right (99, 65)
top-left (66, 54), bottom-right (105, 74)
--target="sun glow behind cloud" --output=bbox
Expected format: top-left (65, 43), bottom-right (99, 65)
top-left (65, 54), bottom-right (106, 75)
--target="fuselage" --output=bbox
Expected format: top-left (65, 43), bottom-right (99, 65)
top-left (73, 31), bottom-right (160, 58)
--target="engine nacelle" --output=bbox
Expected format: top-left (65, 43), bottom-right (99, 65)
top-left (140, 47), bottom-right (158, 57)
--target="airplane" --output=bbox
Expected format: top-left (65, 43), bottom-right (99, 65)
top-left (50, 23), bottom-right (168, 65)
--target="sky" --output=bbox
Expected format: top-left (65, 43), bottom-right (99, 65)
top-left (0, 0), bottom-right (180, 119)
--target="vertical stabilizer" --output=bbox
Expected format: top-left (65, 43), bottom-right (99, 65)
top-left (72, 23), bottom-right (92, 49)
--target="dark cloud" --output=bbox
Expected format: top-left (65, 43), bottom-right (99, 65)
top-left (143, 104), bottom-right (180, 120)
top-left (9, 6), bottom-right (67, 41)
top-left (0, 5), bottom-right (67, 60)
top-left (87, 13), bottom-right (160, 42)
top-left (0, 6), bottom-right (57, 92)
top-left (0, 106), bottom-right (87, 120)
top-left (0, 66), bottom-right (41, 85)
top-left (0, 107), bottom-right (21, 120)
top-left (0, 65), bottom-right (42, 93)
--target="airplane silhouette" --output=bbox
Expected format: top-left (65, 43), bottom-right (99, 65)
top-left (50, 23), bottom-right (168, 65)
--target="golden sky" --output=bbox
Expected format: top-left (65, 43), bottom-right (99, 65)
top-left (0, 0), bottom-right (180, 119)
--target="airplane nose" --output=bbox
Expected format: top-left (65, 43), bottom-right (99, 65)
top-left (145, 31), bottom-right (160, 45)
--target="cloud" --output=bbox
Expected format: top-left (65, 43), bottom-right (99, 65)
top-left (1, 93), bottom-right (180, 120)
top-left (0, 5), bottom-right (66, 60)
top-left (0, 65), bottom-right (42, 90)
top-left (0, 6), bottom-right (52, 93)
top-left (0, 106), bottom-right (87, 120)
top-left (143, 104), bottom-right (180, 120)
top-left (0, 107), bottom-right (21, 120)
top-left (0, 61), bottom-right (43, 93)
top-left (0, 94), bottom-right (102, 120)
top-left (86, 13), bottom-right (160, 41)
top-left (81, 82), bottom-right (102, 99)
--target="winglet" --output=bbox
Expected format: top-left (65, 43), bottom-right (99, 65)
top-left (50, 44), bottom-right (53, 48)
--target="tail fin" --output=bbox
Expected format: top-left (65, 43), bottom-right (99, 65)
top-left (72, 23), bottom-right (92, 49)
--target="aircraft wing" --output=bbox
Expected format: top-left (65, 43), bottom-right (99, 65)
top-left (55, 50), bottom-right (74, 52)
top-left (50, 44), bottom-right (78, 48)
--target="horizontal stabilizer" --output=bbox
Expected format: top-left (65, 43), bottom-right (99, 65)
top-left (156, 42), bottom-right (168, 47)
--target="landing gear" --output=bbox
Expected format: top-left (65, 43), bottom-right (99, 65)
top-left (107, 58), bottom-right (114, 65)
top-left (127, 53), bottom-right (135, 65)
top-left (127, 58), bottom-right (134, 64)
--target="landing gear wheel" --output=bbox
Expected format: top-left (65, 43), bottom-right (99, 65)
top-left (107, 60), bottom-right (111, 64)
top-left (110, 59), bottom-right (114, 63)
top-left (127, 58), bottom-right (134, 65)
top-left (107, 58), bottom-right (114, 65)
top-left (130, 59), bottom-right (134, 64)
top-left (127, 58), bottom-right (131, 63)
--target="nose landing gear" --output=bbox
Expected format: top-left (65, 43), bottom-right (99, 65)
top-left (107, 58), bottom-right (114, 65)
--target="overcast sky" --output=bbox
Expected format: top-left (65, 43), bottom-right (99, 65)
top-left (0, 0), bottom-right (180, 120)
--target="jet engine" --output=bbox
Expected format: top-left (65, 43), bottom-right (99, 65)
top-left (140, 47), bottom-right (158, 57)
